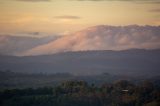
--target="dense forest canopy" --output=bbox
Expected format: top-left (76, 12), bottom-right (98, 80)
top-left (1, 71), bottom-right (160, 89)
top-left (0, 80), bottom-right (160, 106)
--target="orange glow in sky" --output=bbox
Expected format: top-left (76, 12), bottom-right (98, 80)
top-left (0, 0), bottom-right (160, 35)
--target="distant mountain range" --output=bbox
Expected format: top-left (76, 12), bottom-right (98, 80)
top-left (0, 25), bottom-right (160, 56)
top-left (0, 49), bottom-right (160, 77)
top-left (0, 25), bottom-right (160, 77)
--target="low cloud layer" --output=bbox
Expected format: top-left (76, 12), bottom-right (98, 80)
top-left (73, 0), bottom-right (160, 4)
top-left (22, 25), bottom-right (160, 56)
top-left (16, 0), bottom-right (51, 2)
top-left (54, 15), bottom-right (81, 19)
top-left (74, 0), bottom-right (159, 1)
top-left (0, 35), bottom-right (59, 55)
top-left (150, 9), bottom-right (160, 12)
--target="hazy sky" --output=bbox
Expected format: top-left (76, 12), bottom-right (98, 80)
top-left (0, 0), bottom-right (160, 36)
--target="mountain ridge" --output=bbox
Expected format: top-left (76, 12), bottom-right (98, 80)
top-left (0, 49), bottom-right (160, 76)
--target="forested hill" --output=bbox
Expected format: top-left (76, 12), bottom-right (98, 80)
top-left (0, 80), bottom-right (160, 106)
top-left (0, 49), bottom-right (160, 76)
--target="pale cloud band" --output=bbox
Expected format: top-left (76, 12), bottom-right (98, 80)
top-left (74, 0), bottom-right (159, 1)
top-left (150, 9), bottom-right (160, 12)
top-left (21, 25), bottom-right (160, 56)
top-left (73, 0), bottom-right (160, 4)
top-left (54, 15), bottom-right (81, 19)
top-left (16, 0), bottom-right (51, 2)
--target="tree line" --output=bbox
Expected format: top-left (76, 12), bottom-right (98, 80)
top-left (0, 80), bottom-right (160, 106)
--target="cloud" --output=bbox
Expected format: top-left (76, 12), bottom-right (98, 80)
top-left (18, 32), bottom-right (42, 36)
top-left (54, 15), bottom-right (81, 20)
top-left (73, 0), bottom-right (107, 1)
top-left (0, 34), bottom-right (59, 55)
top-left (16, 0), bottom-right (51, 2)
top-left (149, 9), bottom-right (160, 12)
top-left (73, 0), bottom-right (159, 1)
top-left (72, 0), bottom-right (160, 4)
top-left (21, 25), bottom-right (160, 56)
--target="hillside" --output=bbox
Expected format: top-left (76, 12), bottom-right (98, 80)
top-left (0, 49), bottom-right (160, 76)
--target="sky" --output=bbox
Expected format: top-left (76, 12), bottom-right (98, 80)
top-left (0, 0), bottom-right (160, 36)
